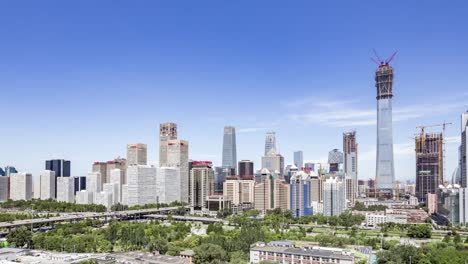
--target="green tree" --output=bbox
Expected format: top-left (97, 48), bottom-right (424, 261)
top-left (229, 251), bottom-right (248, 264)
top-left (453, 233), bottom-right (461, 244)
top-left (442, 234), bottom-right (451, 243)
top-left (193, 243), bottom-right (228, 264)
top-left (6, 226), bottom-right (32, 248)
top-left (406, 224), bottom-right (432, 238)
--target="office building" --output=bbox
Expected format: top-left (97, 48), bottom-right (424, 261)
top-left (304, 162), bottom-right (315, 172)
top-left (189, 161), bottom-right (215, 211)
top-left (95, 191), bottom-right (113, 209)
top-left (0, 168), bottom-right (4, 176)
top-left (167, 139), bottom-right (189, 202)
top-left (223, 178), bottom-right (255, 205)
top-left (238, 160), bottom-right (254, 179)
top-left (92, 162), bottom-right (107, 188)
top-left (127, 143), bottom-right (147, 166)
top-left (4, 166), bottom-right (17, 177)
top-left (293, 151), bottom-right (303, 169)
top-left (86, 172), bottom-right (102, 193)
top-left (74, 176), bottom-right (86, 193)
top-left (46, 159), bottom-right (70, 197)
top-left (254, 169), bottom-right (290, 213)
top-left (57, 176), bottom-right (75, 203)
top-left (461, 112), bottom-right (468, 187)
top-left (214, 166), bottom-right (230, 194)
top-left (345, 177), bottom-right (355, 206)
top-left (75, 190), bottom-right (94, 205)
top-left (415, 132), bottom-right (443, 202)
top-left (122, 184), bottom-right (128, 206)
top-left (460, 187), bottom-right (468, 225)
top-left (10, 172), bottom-right (33, 201)
top-left (159, 122), bottom-right (178, 167)
top-left (222, 126), bottom-right (237, 173)
top-left (262, 153), bottom-right (285, 176)
top-left (290, 171), bottom-right (313, 218)
top-left (103, 182), bottom-right (119, 205)
top-left (0, 177), bottom-right (8, 201)
top-left (206, 195), bottom-right (232, 214)
top-left (343, 131), bottom-right (358, 196)
top-left (328, 149), bottom-right (344, 173)
top-left (106, 158), bottom-right (126, 184)
top-left (109, 169), bottom-right (124, 203)
top-left (156, 167), bottom-right (181, 204)
top-left (39, 170), bottom-right (56, 200)
top-left (323, 177), bottom-right (345, 216)
top-left (375, 60), bottom-right (396, 191)
top-left (264, 131), bottom-right (277, 155)
top-left (127, 165), bottom-right (157, 206)
top-left (310, 171), bottom-right (323, 203)
top-left (426, 193), bottom-right (437, 214)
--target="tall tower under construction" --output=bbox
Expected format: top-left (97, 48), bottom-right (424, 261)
top-left (415, 132), bottom-right (443, 202)
top-left (374, 58), bottom-right (396, 192)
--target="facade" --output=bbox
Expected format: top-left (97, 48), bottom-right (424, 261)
top-left (167, 139), bottom-right (189, 202)
top-left (0, 177), bottom-right (8, 202)
top-left (426, 193), bottom-right (437, 214)
top-left (45, 159), bottom-right (70, 197)
top-left (74, 176), bottom-right (86, 193)
top-left (254, 169), bottom-right (290, 213)
top-left (375, 63), bottom-right (396, 191)
top-left (238, 160), bottom-right (254, 179)
top-left (264, 131), bottom-right (277, 155)
top-left (290, 171), bottom-right (313, 218)
top-left (206, 195), bottom-right (232, 213)
top-left (214, 166), bottom-right (230, 194)
top-left (415, 132), bottom-right (443, 202)
top-left (127, 165), bottom-right (157, 206)
top-left (460, 187), bottom-right (468, 225)
top-left (221, 126), bottom-right (237, 172)
top-left (102, 183), bottom-right (119, 206)
top-left (75, 190), bottom-right (94, 204)
top-left (461, 112), bottom-right (468, 187)
top-left (86, 172), bottom-right (102, 193)
top-left (328, 149), bottom-right (344, 173)
top-left (110, 169), bottom-right (124, 203)
top-left (223, 179), bottom-right (255, 205)
top-left (106, 158), bottom-right (127, 184)
top-left (156, 167), bottom-right (181, 204)
top-left (310, 171), bottom-right (323, 203)
top-left (39, 170), bottom-right (56, 200)
top-left (127, 143), bottom-right (148, 166)
top-left (343, 131), bottom-right (358, 196)
top-left (323, 177), bottom-right (345, 216)
top-left (261, 153), bottom-right (285, 176)
top-left (345, 177), bottom-right (355, 206)
top-left (92, 162), bottom-right (107, 188)
top-left (190, 161), bottom-right (215, 211)
top-left (293, 151), bottom-right (304, 169)
top-left (10, 172), bottom-right (33, 201)
top-left (57, 176), bottom-right (75, 203)
top-left (159, 122), bottom-right (178, 167)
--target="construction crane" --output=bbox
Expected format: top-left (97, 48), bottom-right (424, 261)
top-left (371, 49), bottom-right (398, 66)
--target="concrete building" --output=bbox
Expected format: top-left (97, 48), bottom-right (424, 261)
top-left (190, 161), bottom-right (215, 211)
top-left (222, 126), bottom-right (237, 173)
top-left (75, 190), bottom-right (94, 204)
top-left (39, 170), bottom-right (56, 200)
top-left (264, 131), bottom-right (277, 155)
top-left (167, 139), bottom-right (189, 202)
top-left (10, 172), bottom-right (33, 201)
top-left (294, 151), bottom-right (303, 169)
top-left (103, 182), bottom-right (119, 205)
top-left (460, 112), bottom-right (468, 187)
top-left (375, 61), bottom-right (396, 191)
top-left (254, 169), bottom-right (290, 213)
top-left (426, 193), bottom-right (437, 214)
top-left (415, 132), bottom-right (443, 202)
top-left (310, 171), bottom-right (323, 203)
top-left (343, 131), bottom-right (358, 197)
top-left (109, 169), bottom-right (124, 203)
top-left (345, 177), bottom-right (355, 206)
top-left (159, 122), bottom-right (178, 167)
top-left (290, 171), bottom-right (313, 218)
top-left (95, 191), bottom-right (113, 209)
top-left (0, 177), bottom-right (8, 202)
top-left (127, 165), bottom-right (157, 206)
top-left (323, 177), bottom-right (345, 216)
top-left (57, 176), bottom-right (75, 203)
top-left (127, 143), bottom-right (147, 166)
top-left (261, 153), bottom-right (284, 176)
top-left (223, 178), bottom-right (255, 205)
top-left (328, 149), bottom-right (344, 173)
top-left (206, 195), bottom-right (232, 215)
top-left (74, 176), bottom-right (86, 194)
top-left (238, 160), bottom-right (254, 179)
top-left (92, 162), bottom-right (107, 188)
top-left (122, 184), bottom-right (128, 206)
top-left (46, 159), bottom-right (70, 197)
top-left (156, 167), bottom-right (181, 204)
top-left (460, 187), bottom-right (468, 225)
top-left (105, 158), bottom-right (126, 184)
top-left (86, 172), bottom-right (102, 193)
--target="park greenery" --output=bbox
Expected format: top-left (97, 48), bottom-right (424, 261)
top-left (353, 201), bottom-right (388, 211)
top-left (0, 199), bottom-right (106, 213)
top-left (0, 212), bottom-right (58, 222)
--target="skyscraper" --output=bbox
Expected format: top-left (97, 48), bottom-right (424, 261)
top-left (328, 149), bottom-right (344, 173)
top-left (290, 171), bottom-right (313, 218)
top-left (0, 177), bottom-right (8, 202)
top-left (343, 131), bottom-right (358, 197)
top-left (253, 168), bottom-right (290, 214)
top-left (57, 176), bottom-right (75, 203)
top-left (10, 172), bottom-right (33, 201)
top-left (127, 143), bottom-right (147, 166)
top-left (159, 122), bottom-right (177, 167)
top-left (92, 162), bottom-right (107, 188)
top-left (415, 131), bottom-right (443, 202)
top-left (39, 170), bottom-right (56, 200)
top-left (127, 165), bottom-right (157, 206)
top-left (262, 153), bottom-right (284, 176)
top-left (222, 126), bottom-right (237, 172)
top-left (167, 139), bottom-right (189, 202)
top-left (156, 167), bottom-right (181, 204)
top-left (190, 161), bottom-right (215, 211)
top-left (294, 151), bottom-right (303, 169)
top-left (46, 159), bottom-right (70, 197)
top-left (323, 177), bottom-right (346, 216)
top-left (264, 132), bottom-right (277, 155)
top-left (375, 61), bottom-right (396, 191)
top-left (461, 111), bottom-right (468, 188)
top-left (238, 160), bottom-right (254, 179)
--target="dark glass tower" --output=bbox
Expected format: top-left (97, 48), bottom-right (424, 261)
top-left (45, 159), bottom-right (71, 196)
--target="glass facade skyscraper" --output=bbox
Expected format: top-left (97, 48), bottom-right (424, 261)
top-left (294, 151), bottom-right (303, 169)
top-left (264, 132), bottom-right (277, 155)
top-left (222, 126), bottom-right (237, 172)
top-left (45, 159), bottom-right (71, 197)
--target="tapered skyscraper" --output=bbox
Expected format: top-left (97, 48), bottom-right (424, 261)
top-left (222, 126), bottom-right (237, 172)
top-left (159, 122), bottom-right (177, 167)
top-left (375, 59), bottom-right (396, 190)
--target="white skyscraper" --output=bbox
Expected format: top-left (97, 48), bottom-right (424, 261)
top-left (156, 167), bottom-right (180, 204)
top-left (159, 122), bottom-right (178, 167)
top-left (127, 165), bottom-right (157, 206)
top-left (167, 139), bottom-right (189, 202)
top-left (110, 169), bottom-right (124, 203)
top-left (57, 176), bottom-right (75, 203)
top-left (86, 172), bottom-right (102, 193)
top-left (264, 132), bottom-right (277, 155)
top-left (10, 172), bottom-right (33, 201)
top-left (95, 191), bottom-right (113, 209)
top-left (103, 182), bottom-right (119, 205)
top-left (323, 177), bottom-right (346, 216)
top-left (127, 143), bottom-right (148, 166)
top-left (76, 190), bottom-right (94, 204)
top-left (343, 131), bottom-right (358, 198)
top-left (0, 177), bottom-right (8, 202)
top-left (190, 161), bottom-right (215, 211)
top-left (39, 170), bottom-right (56, 200)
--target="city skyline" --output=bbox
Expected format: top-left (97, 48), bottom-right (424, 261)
top-left (1, 1), bottom-right (467, 183)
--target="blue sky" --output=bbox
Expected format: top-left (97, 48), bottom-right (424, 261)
top-left (1, 1), bottom-right (467, 182)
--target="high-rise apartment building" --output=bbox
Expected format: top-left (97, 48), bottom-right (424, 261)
top-left (10, 172), bottom-right (33, 201)
top-left (254, 169), bottom-right (290, 213)
top-left (375, 61), bottom-right (396, 191)
top-left (323, 177), bottom-right (345, 216)
top-left (293, 151), bottom-right (303, 169)
top-left (167, 139), bottom-right (189, 202)
top-left (127, 165), bottom-right (157, 206)
top-left (110, 169), bottom-right (125, 203)
top-left (345, 177), bottom-right (355, 206)
top-left (222, 126), bottom-right (237, 173)
top-left (57, 176), bottom-right (75, 203)
top-left (156, 167), bottom-right (181, 204)
top-left (262, 153), bottom-right (284, 176)
top-left (127, 143), bottom-right (147, 166)
top-left (343, 131), bottom-right (358, 196)
top-left (264, 132), bottom-right (277, 155)
top-left (223, 178), bottom-right (255, 205)
top-left (39, 170), bottom-right (56, 200)
top-left (290, 171), bottom-right (313, 218)
top-left (415, 132), bottom-right (443, 202)
top-left (92, 162), bottom-right (107, 188)
top-left (238, 160), bottom-right (254, 179)
top-left (461, 111), bottom-right (468, 187)
top-left (190, 161), bottom-right (215, 211)
top-left (46, 159), bottom-right (70, 197)
top-left (159, 122), bottom-right (177, 167)
top-left (86, 172), bottom-right (102, 193)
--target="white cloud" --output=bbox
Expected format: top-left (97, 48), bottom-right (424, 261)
top-left (238, 127), bottom-right (273, 133)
